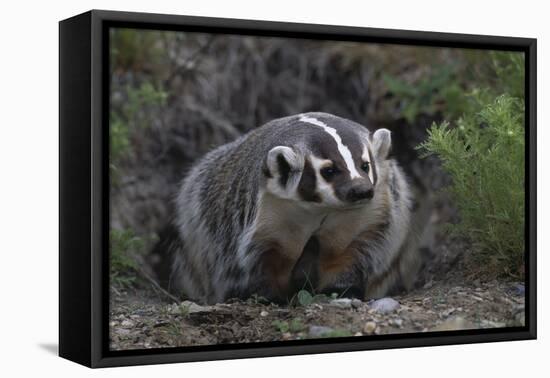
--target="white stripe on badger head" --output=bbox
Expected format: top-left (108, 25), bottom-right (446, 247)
top-left (299, 115), bottom-right (361, 179)
top-left (362, 144), bottom-right (374, 183)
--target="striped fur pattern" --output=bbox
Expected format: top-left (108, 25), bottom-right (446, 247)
top-left (158, 112), bottom-right (418, 304)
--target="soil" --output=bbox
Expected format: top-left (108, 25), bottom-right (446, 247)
top-left (109, 274), bottom-right (525, 350)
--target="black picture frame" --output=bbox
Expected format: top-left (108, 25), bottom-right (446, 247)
top-left (59, 9), bottom-right (537, 368)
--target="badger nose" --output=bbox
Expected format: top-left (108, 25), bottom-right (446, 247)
top-left (347, 186), bottom-right (374, 202)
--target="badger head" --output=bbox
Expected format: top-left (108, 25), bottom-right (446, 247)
top-left (263, 113), bottom-right (392, 210)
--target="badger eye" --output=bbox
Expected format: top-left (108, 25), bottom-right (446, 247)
top-left (321, 166), bottom-right (338, 180)
top-left (361, 161), bottom-right (370, 173)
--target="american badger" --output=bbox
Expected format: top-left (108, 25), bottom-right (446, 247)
top-left (153, 112), bottom-right (419, 304)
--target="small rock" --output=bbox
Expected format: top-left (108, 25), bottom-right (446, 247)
top-left (260, 310), bottom-right (269, 317)
top-left (116, 328), bottom-right (131, 335)
top-left (328, 298), bottom-right (353, 309)
top-left (423, 280), bottom-right (434, 289)
top-left (507, 283), bottom-right (525, 296)
top-left (309, 325), bottom-right (334, 338)
top-left (281, 332), bottom-right (292, 340)
top-left (441, 307), bottom-right (456, 318)
top-left (351, 298), bottom-right (363, 309)
top-left (432, 316), bottom-right (476, 331)
top-left (370, 298), bottom-right (400, 314)
top-left (390, 318), bottom-right (403, 327)
top-left (354, 332), bottom-right (363, 337)
top-left (120, 320), bottom-right (134, 328)
top-left (179, 300), bottom-right (212, 314)
top-left (362, 321), bottom-right (377, 335)
top-left (480, 320), bottom-right (506, 328)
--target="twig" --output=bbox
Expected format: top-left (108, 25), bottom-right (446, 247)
top-left (136, 265), bottom-right (181, 304)
top-left (165, 36), bottom-right (217, 85)
top-left (110, 284), bottom-right (121, 297)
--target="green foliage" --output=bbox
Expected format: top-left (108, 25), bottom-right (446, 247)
top-left (383, 51), bottom-right (524, 125)
top-left (291, 289), bottom-right (334, 307)
top-left (296, 290), bottom-right (314, 306)
top-left (110, 229), bottom-right (145, 288)
top-left (110, 28), bottom-right (165, 75)
top-left (384, 65), bottom-right (467, 123)
top-left (418, 94), bottom-right (525, 277)
top-left (272, 320), bottom-right (289, 333)
top-left (319, 329), bottom-right (353, 338)
top-left (110, 82), bottom-right (167, 174)
top-left (272, 318), bottom-right (306, 334)
top-left (110, 114), bottom-right (131, 163)
top-left (414, 51), bottom-right (526, 278)
top-left (469, 51), bottom-right (525, 101)
top-left (289, 318), bottom-right (305, 333)
top-left (109, 28), bottom-right (169, 173)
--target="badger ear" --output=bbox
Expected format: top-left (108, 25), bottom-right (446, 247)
top-left (372, 129), bottom-right (391, 160)
top-left (264, 146), bottom-right (304, 187)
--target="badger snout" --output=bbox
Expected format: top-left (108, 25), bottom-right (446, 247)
top-left (346, 181), bottom-right (374, 202)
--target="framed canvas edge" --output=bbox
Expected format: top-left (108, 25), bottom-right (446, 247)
top-left (57, 9), bottom-right (537, 368)
top-left (93, 330), bottom-right (535, 368)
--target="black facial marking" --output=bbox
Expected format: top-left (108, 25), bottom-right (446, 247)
top-left (277, 154), bottom-right (291, 187)
top-left (298, 158), bottom-right (321, 202)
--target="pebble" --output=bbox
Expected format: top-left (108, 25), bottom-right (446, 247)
top-left (308, 325), bottom-right (334, 338)
top-left (423, 280), bottom-right (434, 289)
top-left (120, 320), bottom-right (134, 328)
top-left (507, 283), bottom-right (525, 296)
top-left (328, 298), bottom-right (353, 309)
top-left (178, 300), bottom-right (213, 314)
top-left (369, 298), bottom-right (400, 314)
top-left (390, 318), bottom-right (403, 327)
top-left (351, 299), bottom-right (363, 309)
top-left (441, 307), bottom-right (456, 317)
top-left (260, 310), bottom-right (269, 317)
top-left (362, 321), bottom-right (377, 335)
top-left (480, 320), bottom-right (506, 328)
top-left (432, 316), bottom-right (475, 331)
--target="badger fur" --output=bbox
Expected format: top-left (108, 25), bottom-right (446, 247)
top-left (153, 112), bottom-right (420, 304)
